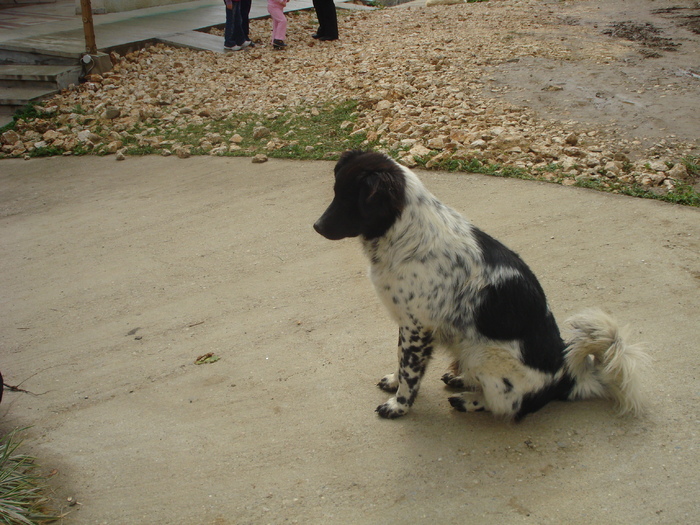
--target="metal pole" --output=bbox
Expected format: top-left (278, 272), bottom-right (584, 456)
top-left (80, 0), bottom-right (97, 55)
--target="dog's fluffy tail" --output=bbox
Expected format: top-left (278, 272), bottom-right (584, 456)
top-left (564, 309), bottom-right (650, 415)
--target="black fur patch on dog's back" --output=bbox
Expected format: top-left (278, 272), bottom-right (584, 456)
top-left (472, 227), bottom-right (566, 374)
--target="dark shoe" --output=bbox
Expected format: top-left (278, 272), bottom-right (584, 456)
top-left (272, 39), bottom-right (287, 50)
top-left (311, 33), bottom-right (321, 39)
top-left (319, 36), bottom-right (338, 41)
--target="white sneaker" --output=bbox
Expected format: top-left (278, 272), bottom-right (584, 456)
top-left (224, 45), bottom-right (243, 51)
top-left (242, 40), bottom-right (253, 48)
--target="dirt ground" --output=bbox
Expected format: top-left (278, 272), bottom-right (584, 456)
top-left (1, 153), bottom-right (699, 524)
top-left (486, 0), bottom-right (700, 151)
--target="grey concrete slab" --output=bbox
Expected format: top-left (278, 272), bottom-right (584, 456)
top-left (0, 64), bottom-right (81, 90)
top-left (0, 85), bottom-right (58, 105)
top-left (158, 30), bottom-right (228, 53)
top-left (1, 34), bottom-right (88, 59)
top-left (0, 64), bottom-right (81, 81)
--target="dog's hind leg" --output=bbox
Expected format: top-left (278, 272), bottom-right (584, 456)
top-left (448, 373), bottom-right (520, 416)
top-left (441, 360), bottom-right (466, 389)
top-left (441, 360), bottom-right (481, 391)
top-left (448, 390), bottom-right (487, 412)
top-left (447, 345), bottom-right (548, 419)
top-left (376, 325), bottom-right (434, 419)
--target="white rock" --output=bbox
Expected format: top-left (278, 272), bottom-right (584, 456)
top-left (667, 163), bottom-right (689, 182)
top-left (648, 160), bottom-right (668, 172)
top-left (409, 144), bottom-right (432, 157)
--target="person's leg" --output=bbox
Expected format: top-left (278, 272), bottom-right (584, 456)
top-left (322, 0), bottom-right (338, 39)
top-left (270, 4), bottom-right (287, 42)
top-left (268, 0), bottom-right (278, 43)
top-left (313, 0), bottom-right (338, 40)
top-left (277, 13), bottom-right (287, 42)
top-left (311, 0), bottom-right (325, 38)
top-left (240, 0), bottom-right (252, 42)
top-left (224, 2), bottom-right (235, 48)
top-left (232, 1), bottom-right (245, 46)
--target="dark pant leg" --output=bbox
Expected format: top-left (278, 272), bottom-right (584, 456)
top-left (232, 2), bottom-right (245, 45)
top-left (224, 2), bottom-right (235, 47)
top-left (240, 0), bottom-right (252, 41)
top-left (312, 0), bottom-right (338, 39)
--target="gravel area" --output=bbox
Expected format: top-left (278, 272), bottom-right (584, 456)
top-left (1, 0), bottom-right (699, 199)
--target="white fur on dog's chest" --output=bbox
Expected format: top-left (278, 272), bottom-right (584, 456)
top-left (369, 263), bottom-right (424, 323)
top-left (367, 252), bottom-right (475, 334)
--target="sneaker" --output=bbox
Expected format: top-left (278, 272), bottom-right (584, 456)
top-left (224, 45), bottom-right (243, 51)
top-left (272, 39), bottom-right (287, 50)
top-left (242, 40), bottom-right (253, 48)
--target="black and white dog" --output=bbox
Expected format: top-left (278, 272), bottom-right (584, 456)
top-left (314, 150), bottom-right (648, 421)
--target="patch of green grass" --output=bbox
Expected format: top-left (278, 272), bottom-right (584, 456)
top-left (0, 103), bottom-right (44, 134)
top-left (414, 154), bottom-right (535, 181)
top-left (265, 100), bottom-right (376, 159)
top-left (28, 145), bottom-right (66, 158)
top-left (0, 429), bottom-right (60, 524)
top-left (574, 178), bottom-right (700, 207)
top-left (660, 183), bottom-right (700, 206)
top-left (534, 162), bottom-right (564, 174)
top-left (681, 155), bottom-right (699, 178)
top-left (411, 151), bottom-right (699, 207)
top-left (121, 99), bottom-right (376, 161)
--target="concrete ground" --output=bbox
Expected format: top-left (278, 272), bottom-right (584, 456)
top-left (1, 155), bottom-right (698, 523)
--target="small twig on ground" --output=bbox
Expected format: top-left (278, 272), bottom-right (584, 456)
top-left (2, 382), bottom-right (44, 396)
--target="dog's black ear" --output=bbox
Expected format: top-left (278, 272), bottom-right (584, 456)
top-left (358, 170), bottom-right (405, 239)
top-left (335, 150), bottom-right (366, 175)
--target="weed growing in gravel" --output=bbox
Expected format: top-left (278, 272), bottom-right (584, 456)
top-left (418, 155), bottom-right (535, 181)
top-left (27, 145), bottom-right (66, 158)
top-left (575, 178), bottom-right (700, 207)
top-left (682, 155), bottom-right (699, 178)
top-left (0, 103), bottom-right (43, 134)
top-left (0, 429), bottom-right (60, 524)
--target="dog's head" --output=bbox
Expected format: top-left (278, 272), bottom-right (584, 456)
top-left (313, 151), bottom-right (406, 241)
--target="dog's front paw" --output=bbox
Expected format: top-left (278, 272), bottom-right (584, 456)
top-left (377, 373), bottom-right (399, 393)
top-left (448, 392), bottom-right (485, 413)
top-left (376, 397), bottom-right (408, 419)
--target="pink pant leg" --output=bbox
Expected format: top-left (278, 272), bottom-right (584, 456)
top-left (267, 0), bottom-right (287, 42)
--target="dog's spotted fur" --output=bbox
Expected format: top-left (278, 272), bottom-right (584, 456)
top-left (314, 151), bottom-right (649, 421)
